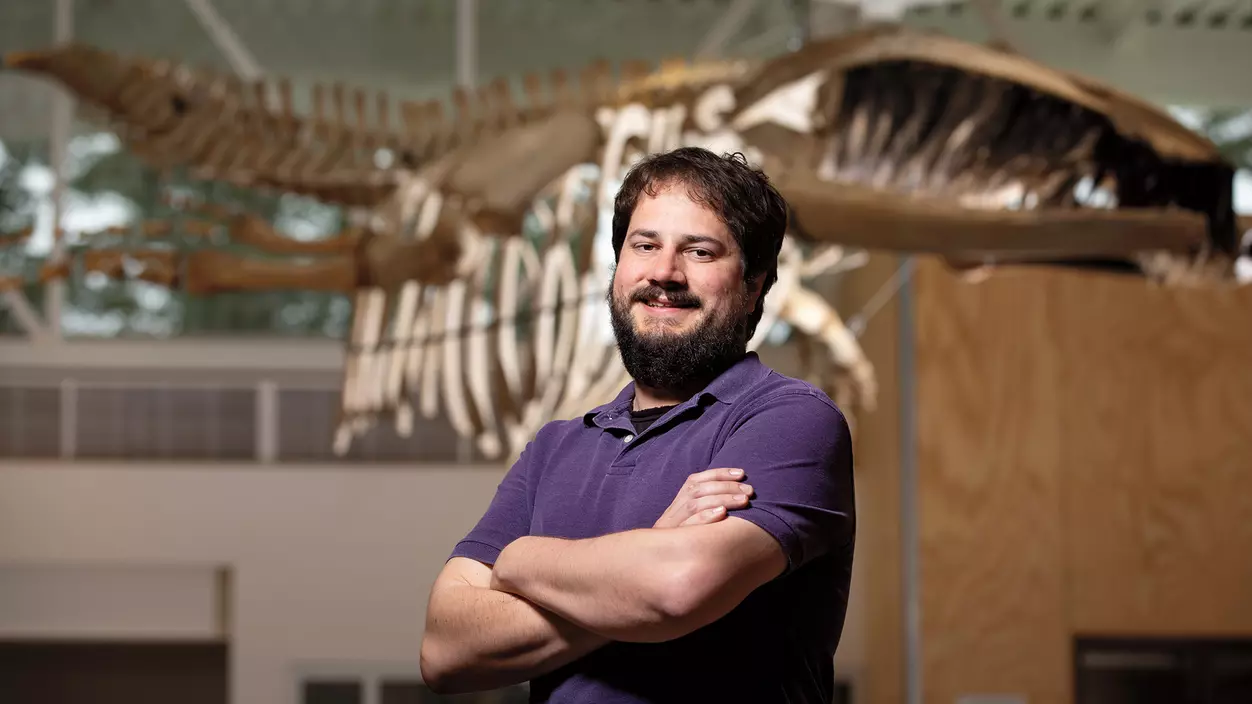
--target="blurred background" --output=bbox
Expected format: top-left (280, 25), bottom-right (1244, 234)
top-left (0, 1), bottom-right (1250, 703)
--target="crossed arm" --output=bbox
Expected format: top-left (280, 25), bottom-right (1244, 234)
top-left (419, 516), bottom-right (784, 693)
top-left (490, 516), bottom-right (785, 642)
top-left (420, 391), bottom-right (853, 694)
top-left (418, 555), bottom-right (611, 694)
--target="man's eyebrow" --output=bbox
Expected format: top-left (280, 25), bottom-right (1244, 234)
top-left (627, 229), bottom-right (661, 240)
top-left (625, 230), bottom-right (725, 248)
top-left (677, 234), bottom-right (724, 248)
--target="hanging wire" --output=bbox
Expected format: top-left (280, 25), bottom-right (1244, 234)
top-left (786, 0), bottom-right (812, 51)
top-left (845, 258), bottom-right (915, 338)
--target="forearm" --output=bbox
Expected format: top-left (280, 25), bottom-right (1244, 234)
top-left (421, 581), bottom-right (609, 693)
top-left (490, 530), bottom-right (699, 643)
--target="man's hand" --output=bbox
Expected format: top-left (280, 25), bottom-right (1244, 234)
top-left (653, 467), bottom-right (755, 529)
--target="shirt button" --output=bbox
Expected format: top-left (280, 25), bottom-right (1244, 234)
top-left (623, 434), bottom-right (634, 443)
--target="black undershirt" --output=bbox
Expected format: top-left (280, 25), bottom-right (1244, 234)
top-left (629, 405), bottom-right (675, 435)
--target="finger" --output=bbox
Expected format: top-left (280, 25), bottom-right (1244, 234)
top-left (681, 492), bottom-right (750, 518)
top-left (684, 467), bottom-right (745, 487)
top-left (679, 505), bottom-right (730, 527)
top-left (689, 481), bottom-right (755, 499)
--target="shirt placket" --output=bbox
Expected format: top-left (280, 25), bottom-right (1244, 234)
top-left (607, 397), bottom-right (713, 471)
top-left (594, 410), bottom-right (640, 473)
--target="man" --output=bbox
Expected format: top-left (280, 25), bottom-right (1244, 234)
top-left (420, 147), bottom-right (855, 703)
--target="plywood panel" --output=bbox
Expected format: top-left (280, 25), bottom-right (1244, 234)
top-left (915, 259), bottom-right (1071, 704)
top-left (1051, 271), bottom-right (1252, 636)
top-left (915, 257), bottom-right (1252, 704)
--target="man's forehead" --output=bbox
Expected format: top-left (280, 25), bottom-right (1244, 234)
top-left (638, 182), bottom-right (710, 209)
top-left (629, 190), bottom-right (732, 240)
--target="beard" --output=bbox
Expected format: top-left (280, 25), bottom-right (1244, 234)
top-left (609, 283), bottom-right (753, 396)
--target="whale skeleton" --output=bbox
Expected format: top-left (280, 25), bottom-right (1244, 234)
top-left (5, 26), bottom-right (1240, 460)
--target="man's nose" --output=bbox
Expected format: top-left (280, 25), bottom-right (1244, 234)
top-left (647, 250), bottom-right (686, 288)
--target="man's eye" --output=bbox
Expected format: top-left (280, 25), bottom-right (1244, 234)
top-left (636, 243), bottom-right (656, 252)
top-left (689, 249), bottom-right (712, 259)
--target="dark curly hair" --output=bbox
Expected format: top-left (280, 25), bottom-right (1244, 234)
top-left (610, 147), bottom-right (789, 340)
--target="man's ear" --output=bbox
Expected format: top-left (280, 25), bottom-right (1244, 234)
top-left (748, 274), bottom-right (765, 304)
top-left (744, 274), bottom-right (767, 317)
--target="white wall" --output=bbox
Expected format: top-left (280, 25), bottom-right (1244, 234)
top-left (0, 460), bottom-right (869, 704)
top-left (0, 563), bottom-right (224, 641)
top-left (0, 462), bottom-right (507, 704)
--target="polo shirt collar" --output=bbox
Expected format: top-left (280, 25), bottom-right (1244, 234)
top-left (699, 351), bottom-right (769, 405)
top-left (583, 352), bottom-right (769, 430)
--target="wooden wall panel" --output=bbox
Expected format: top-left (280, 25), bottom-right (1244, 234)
top-left (1051, 271), bottom-right (1252, 636)
top-left (915, 258), bottom-right (1252, 704)
top-left (915, 260), bottom-right (1071, 704)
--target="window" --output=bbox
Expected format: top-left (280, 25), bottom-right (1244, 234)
top-left (1075, 637), bottom-right (1252, 704)
top-left (302, 680), bottom-right (363, 704)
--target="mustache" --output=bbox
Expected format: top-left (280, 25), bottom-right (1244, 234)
top-left (629, 285), bottom-right (702, 308)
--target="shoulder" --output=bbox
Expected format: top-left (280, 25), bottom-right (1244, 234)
top-left (517, 412), bottom-right (597, 464)
top-left (730, 367), bottom-right (848, 434)
top-left (705, 363), bottom-right (853, 478)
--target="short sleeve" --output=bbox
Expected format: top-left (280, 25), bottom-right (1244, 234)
top-left (710, 389), bottom-right (854, 574)
top-left (447, 437), bottom-right (538, 567)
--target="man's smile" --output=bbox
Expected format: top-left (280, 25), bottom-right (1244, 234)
top-left (632, 287), bottom-right (701, 313)
top-left (637, 299), bottom-right (698, 318)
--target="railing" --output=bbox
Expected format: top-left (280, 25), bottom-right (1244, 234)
top-left (0, 376), bottom-right (481, 464)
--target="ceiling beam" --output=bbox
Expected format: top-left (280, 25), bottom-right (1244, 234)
top-left (0, 338), bottom-right (343, 372)
top-left (908, 6), bottom-right (1252, 107)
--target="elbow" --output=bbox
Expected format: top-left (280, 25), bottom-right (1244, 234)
top-left (419, 636), bottom-right (472, 695)
top-left (643, 559), bottom-right (723, 640)
top-left (643, 543), bottom-right (775, 641)
top-left (418, 639), bottom-right (451, 694)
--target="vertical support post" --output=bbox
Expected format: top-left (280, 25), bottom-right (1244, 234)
top-left (897, 254), bottom-right (921, 704)
top-left (456, 0), bottom-right (477, 90)
top-left (453, 0), bottom-right (476, 463)
top-left (361, 673), bottom-right (380, 704)
top-left (44, 0), bottom-right (74, 342)
top-left (256, 379), bottom-right (279, 463)
top-left (59, 378), bottom-right (77, 459)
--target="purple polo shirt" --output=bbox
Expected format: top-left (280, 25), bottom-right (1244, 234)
top-left (449, 352), bottom-right (855, 703)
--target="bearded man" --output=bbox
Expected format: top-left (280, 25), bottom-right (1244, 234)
top-left (420, 147), bottom-right (855, 703)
